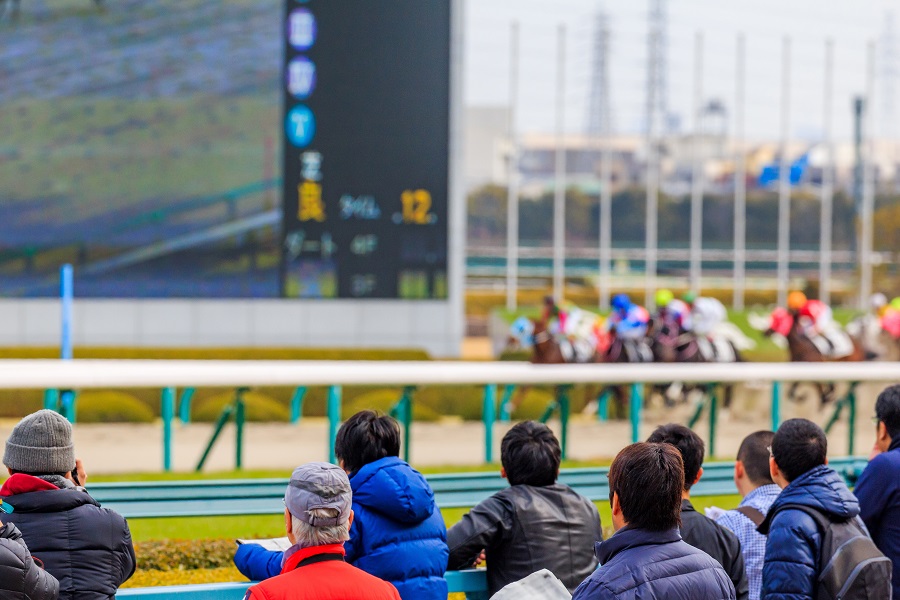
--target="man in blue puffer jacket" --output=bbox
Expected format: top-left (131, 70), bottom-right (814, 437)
top-left (572, 442), bottom-right (734, 600)
top-left (758, 418), bottom-right (866, 600)
top-left (235, 411), bottom-right (448, 600)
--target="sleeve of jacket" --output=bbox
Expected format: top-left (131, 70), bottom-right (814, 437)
top-left (0, 536), bottom-right (60, 600)
top-left (446, 494), bottom-right (512, 571)
top-left (233, 544), bottom-right (284, 580)
top-left (724, 530), bottom-right (750, 600)
top-left (571, 577), bottom-right (615, 600)
top-left (114, 513), bottom-right (137, 587)
top-left (761, 510), bottom-right (820, 600)
top-left (854, 456), bottom-right (888, 534)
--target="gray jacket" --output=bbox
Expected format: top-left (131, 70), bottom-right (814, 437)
top-left (447, 483), bottom-right (602, 595)
top-left (0, 522), bottom-right (59, 600)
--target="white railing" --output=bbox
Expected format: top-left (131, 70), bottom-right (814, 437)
top-left (1, 359), bottom-right (899, 389)
top-left (4, 359), bottom-right (896, 469)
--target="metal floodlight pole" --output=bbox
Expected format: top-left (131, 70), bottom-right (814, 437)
top-left (776, 37), bottom-right (792, 307)
top-left (599, 107), bottom-right (613, 310)
top-left (505, 22), bottom-right (520, 312)
top-left (860, 41), bottom-right (877, 308)
top-left (553, 24), bottom-right (567, 301)
top-left (733, 33), bottom-right (747, 310)
top-left (644, 33), bottom-right (660, 310)
top-left (689, 31), bottom-right (704, 295)
top-left (820, 39), bottom-right (835, 306)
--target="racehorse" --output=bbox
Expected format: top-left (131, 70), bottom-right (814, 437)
top-left (1, 0), bottom-right (102, 19)
top-left (647, 317), bottom-right (740, 410)
top-left (767, 311), bottom-right (864, 406)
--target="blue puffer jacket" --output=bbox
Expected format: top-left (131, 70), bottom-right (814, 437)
top-left (572, 526), bottom-right (735, 600)
top-left (758, 464), bottom-right (861, 600)
top-left (234, 457), bottom-right (448, 600)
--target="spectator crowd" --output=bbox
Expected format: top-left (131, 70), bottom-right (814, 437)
top-left (1, 384), bottom-right (899, 599)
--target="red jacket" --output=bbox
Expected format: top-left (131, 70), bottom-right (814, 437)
top-left (246, 544), bottom-right (401, 600)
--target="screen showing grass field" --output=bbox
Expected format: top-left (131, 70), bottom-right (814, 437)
top-left (0, 0), bottom-right (288, 297)
top-left (281, 1), bottom-right (451, 300)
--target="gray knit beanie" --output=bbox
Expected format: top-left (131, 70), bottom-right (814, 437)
top-left (4, 409), bottom-right (75, 474)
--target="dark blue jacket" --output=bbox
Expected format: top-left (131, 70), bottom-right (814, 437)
top-left (571, 526), bottom-right (735, 600)
top-left (758, 464), bottom-right (861, 600)
top-left (854, 438), bottom-right (900, 598)
top-left (235, 457), bottom-right (448, 600)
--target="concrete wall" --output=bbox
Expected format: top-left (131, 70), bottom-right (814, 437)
top-left (0, 299), bottom-right (463, 357)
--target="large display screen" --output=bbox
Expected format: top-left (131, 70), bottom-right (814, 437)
top-left (281, 0), bottom-right (451, 300)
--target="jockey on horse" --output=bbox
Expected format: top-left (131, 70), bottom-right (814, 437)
top-left (650, 289), bottom-right (700, 362)
top-left (680, 291), bottom-right (751, 362)
top-left (783, 291), bottom-right (855, 359)
top-left (606, 293), bottom-right (652, 363)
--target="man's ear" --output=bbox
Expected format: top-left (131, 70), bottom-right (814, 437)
top-left (769, 456), bottom-right (780, 480)
top-left (692, 466), bottom-right (704, 487)
top-left (734, 461), bottom-right (745, 480)
top-left (500, 467), bottom-right (507, 480)
top-left (348, 509), bottom-right (354, 528)
top-left (878, 421), bottom-right (891, 444)
top-left (611, 492), bottom-right (621, 517)
top-left (285, 509), bottom-right (293, 536)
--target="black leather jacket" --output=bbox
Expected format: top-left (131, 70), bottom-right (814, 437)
top-left (0, 522), bottom-right (59, 600)
top-left (447, 483), bottom-right (602, 595)
top-left (681, 500), bottom-right (749, 600)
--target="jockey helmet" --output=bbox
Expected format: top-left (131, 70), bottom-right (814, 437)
top-left (871, 293), bottom-right (888, 310)
top-left (611, 294), bottom-right (631, 312)
top-left (681, 291), bottom-right (697, 305)
top-left (787, 291), bottom-right (807, 310)
top-left (655, 289), bottom-right (674, 308)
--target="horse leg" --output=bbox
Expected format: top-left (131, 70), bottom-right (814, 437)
top-left (819, 383), bottom-right (836, 408)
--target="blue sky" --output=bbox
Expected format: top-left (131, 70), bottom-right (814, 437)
top-left (464, 0), bottom-right (897, 142)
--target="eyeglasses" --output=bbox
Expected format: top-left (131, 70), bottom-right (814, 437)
top-left (872, 417), bottom-right (882, 425)
top-left (766, 445), bottom-right (774, 458)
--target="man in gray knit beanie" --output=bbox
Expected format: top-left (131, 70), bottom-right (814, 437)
top-left (4, 409), bottom-right (77, 479)
top-left (1, 409), bottom-right (135, 599)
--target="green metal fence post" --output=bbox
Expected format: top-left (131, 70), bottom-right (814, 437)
top-left (483, 385), bottom-right (497, 463)
top-left (391, 386), bottom-right (415, 463)
top-left (708, 385), bottom-right (718, 458)
top-left (559, 386), bottom-right (570, 460)
top-left (290, 387), bottom-right (307, 424)
top-left (630, 383), bottom-right (643, 444)
top-left (824, 397), bottom-right (845, 435)
top-left (687, 395), bottom-right (706, 429)
top-left (771, 381), bottom-right (782, 431)
top-left (178, 388), bottom-right (195, 424)
top-left (596, 388), bottom-right (609, 422)
top-left (196, 402), bottom-right (235, 472)
top-left (235, 388), bottom-right (246, 470)
top-left (327, 386), bottom-right (342, 465)
top-left (60, 390), bottom-right (77, 424)
top-left (43, 389), bottom-right (59, 411)
top-left (848, 382), bottom-right (858, 455)
top-left (499, 385), bottom-right (515, 422)
top-left (161, 387), bottom-right (175, 472)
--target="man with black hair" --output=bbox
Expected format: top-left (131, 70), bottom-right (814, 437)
top-left (759, 418), bottom-right (883, 600)
top-left (446, 421), bottom-right (601, 595)
top-left (647, 424), bottom-right (749, 600)
top-left (714, 431), bottom-right (779, 600)
top-left (572, 442), bottom-right (735, 600)
top-left (854, 384), bottom-right (900, 598)
top-left (235, 411), bottom-right (448, 600)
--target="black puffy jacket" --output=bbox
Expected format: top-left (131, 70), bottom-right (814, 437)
top-left (446, 483), bottom-right (602, 595)
top-left (0, 522), bottom-right (59, 600)
top-left (1, 475), bottom-right (135, 600)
